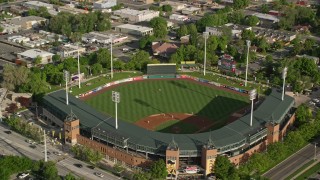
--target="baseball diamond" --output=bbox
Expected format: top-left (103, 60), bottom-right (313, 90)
top-left (42, 75), bottom-right (296, 178)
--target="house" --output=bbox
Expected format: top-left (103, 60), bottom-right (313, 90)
top-left (180, 35), bottom-right (190, 44)
top-left (152, 42), bottom-right (178, 58)
top-left (17, 49), bottom-right (54, 66)
top-left (2, 16), bottom-right (47, 30)
top-left (82, 32), bottom-right (128, 44)
top-left (181, 6), bottom-right (201, 15)
top-left (169, 14), bottom-right (189, 22)
top-left (93, 0), bottom-right (117, 9)
top-left (113, 8), bottom-right (159, 22)
top-left (252, 13), bottom-right (279, 23)
top-left (115, 24), bottom-right (153, 36)
top-left (206, 24), bottom-right (251, 38)
top-left (159, 1), bottom-right (186, 11)
top-left (23, 1), bottom-right (54, 10)
top-left (58, 44), bottom-right (86, 58)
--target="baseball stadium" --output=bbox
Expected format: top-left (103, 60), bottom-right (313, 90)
top-left (42, 64), bottom-right (296, 178)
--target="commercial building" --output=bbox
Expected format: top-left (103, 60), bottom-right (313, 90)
top-left (42, 77), bottom-right (295, 178)
top-left (181, 6), bottom-right (201, 15)
top-left (57, 44), bottom-right (86, 58)
top-left (82, 32), bottom-right (128, 44)
top-left (169, 14), bottom-right (189, 22)
top-left (93, 0), bottom-right (117, 9)
top-left (252, 27), bottom-right (296, 42)
top-left (2, 16), bottom-right (47, 30)
top-left (159, 1), bottom-right (186, 11)
top-left (115, 24), bottom-right (153, 36)
top-left (58, 5), bottom-right (89, 14)
top-left (23, 1), bottom-right (54, 10)
top-left (17, 49), bottom-right (54, 66)
top-left (252, 13), bottom-right (279, 23)
top-left (113, 8), bottom-right (159, 22)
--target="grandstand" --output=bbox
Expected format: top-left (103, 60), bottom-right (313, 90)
top-left (42, 78), bottom-right (296, 178)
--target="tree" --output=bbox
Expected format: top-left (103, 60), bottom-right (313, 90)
top-left (34, 55), bottom-right (42, 65)
top-left (244, 16), bottom-right (260, 26)
top-left (139, 35), bottom-right (156, 49)
top-left (149, 159), bottom-right (167, 179)
top-left (65, 173), bottom-right (77, 180)
top-left (176, 25), bottom-right (188, 38)
top-left (295, 104), bottom-right (312, 126)
top-left (96, 48), bottom-right (111, 68)
top-left (91, 63), bottom-right (103, 75)
top-left (162, 5), bottom-right (172, 12)
top-left (233, 0), bottom-right (249, 10)
top-left (261, 4), bottom-right (270, 13)
top-left (52, 54), bottom-right (61, 63)
top-left (214, 155), bottom-right (234, 179)
top-left (149, 17), bottom-right (168, 39)
top-left (42, 161), bottom-right (59, 180)
top-left (241, 29), bottom-right (255, 41)
top-left (1, 64), bottom-right (30, 91)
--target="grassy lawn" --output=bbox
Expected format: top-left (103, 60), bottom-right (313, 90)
top-left (285, 160), bottom-right (316, 180)
top-left (70, 72), bottom-right (142, 96)
top-left (85, 79), bottom-right (249, 126)
top-left (295, 161), bottom-right (320, 180)
top-left (183, 72), bottom-right (267, 93)
top-left (155, 120), bottom-right (198, 134)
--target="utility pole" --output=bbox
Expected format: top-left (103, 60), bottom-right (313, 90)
top-left (203, 32), bottom-right (209, 76)
top-left (44, 130), bottom-right (47, 162)
top-left (315, 143), bottom-right (317, 160)
top-left (249, 89), bottom-right (257, 127)
top-left (77, 44), bottom-right (81, 89)
top-left (63, 70), bottom-right (69, 105)
top-left (282, 67), bottom-right (288, 101)
top-left (245, 40), bottom-right (251, 87)
top-left (112, 91), bottom-right (120, 129)
top-left (110, 36), bottom-right (113, 79)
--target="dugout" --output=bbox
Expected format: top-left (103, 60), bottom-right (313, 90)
top-left (147, 63), bottom-right (176, 78)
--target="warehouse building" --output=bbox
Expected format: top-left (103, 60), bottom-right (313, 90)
top-left (115, 24), bottom-right (153, 36)
top-left (113, 8), bottom-right (159, 22)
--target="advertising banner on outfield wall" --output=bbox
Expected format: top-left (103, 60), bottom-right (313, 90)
top-left (133, 76), bottom-right (143, 81)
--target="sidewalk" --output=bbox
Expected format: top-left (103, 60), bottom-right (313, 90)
top-left (292, 159), bottom-right (319, 179)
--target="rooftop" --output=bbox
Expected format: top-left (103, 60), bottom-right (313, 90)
top-left (114, 8), bottom-right (158, 16)
top-left (116, 24), bottom-right (153, 32)
top-left (24, 1), bottom-right (54, 9)
top-left (252, 13), bottom-right (279, 22)
top-left (18, 49), bottom-right (54, 59)
top-left (5, 16), bottom-right (46, 26)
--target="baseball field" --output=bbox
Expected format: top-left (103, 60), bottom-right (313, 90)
top-left (84, 79), bottom-right (250, 133)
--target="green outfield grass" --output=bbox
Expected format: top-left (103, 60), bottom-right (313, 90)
top-left (85, 79), bottom-right (250, 128)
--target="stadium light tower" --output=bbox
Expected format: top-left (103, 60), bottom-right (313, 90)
top-left (282, 67), bottom-right (288, 101)
top-left (249, 89), bottom-right (257, 127)
top-left (63, 70), bottom-right (70, 105)
top-left (203, 32), bottom-right (209, 76)
top-left (245, 40), bottom-right (251, 87)
top-left (112, 91), bottom-right (120, 129)
top-left (77, 44), bottom-right (81, 89)
top-left (44, 130), bottom-right (47, 162)
top-left (110, 36), bottom-right (113, 79)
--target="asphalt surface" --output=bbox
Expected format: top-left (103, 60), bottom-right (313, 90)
top-left (263, 144), bottom-right (320, 180)
top-left (0, 124), bottom-right (119, 180)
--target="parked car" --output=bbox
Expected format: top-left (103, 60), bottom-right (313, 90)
top-left (4, 131), bottom-right (12, 134)
top-left (87, 165), bottom-right (95, 169)
top-left (16, 113), bottom-right (22, 117)
top-left (313, 98), bottom-right (320, 103)
top-left (18, 173), bottom-right (29, 179)
top-left (94, 172), bottom-right (104, 177)
top-left (74, 164), bottom-right (83, 168)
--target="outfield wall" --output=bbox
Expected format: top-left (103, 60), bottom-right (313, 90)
top-left (78, 74), bottom-right (249, 99)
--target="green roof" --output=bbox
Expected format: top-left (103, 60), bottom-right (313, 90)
top-left (43, 89), bottom-right (294, 153)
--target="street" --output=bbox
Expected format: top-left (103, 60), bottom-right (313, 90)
top-left (263, 143), bottom-right (320, 180)
top-left (0, 124), bottom-right (119, 180)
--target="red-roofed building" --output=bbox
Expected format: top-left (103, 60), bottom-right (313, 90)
top-left (152, 42), bottom-right (179, 58)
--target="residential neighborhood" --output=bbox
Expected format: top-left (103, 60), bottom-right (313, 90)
top-left (0, 0), bottom-right (320, 179)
